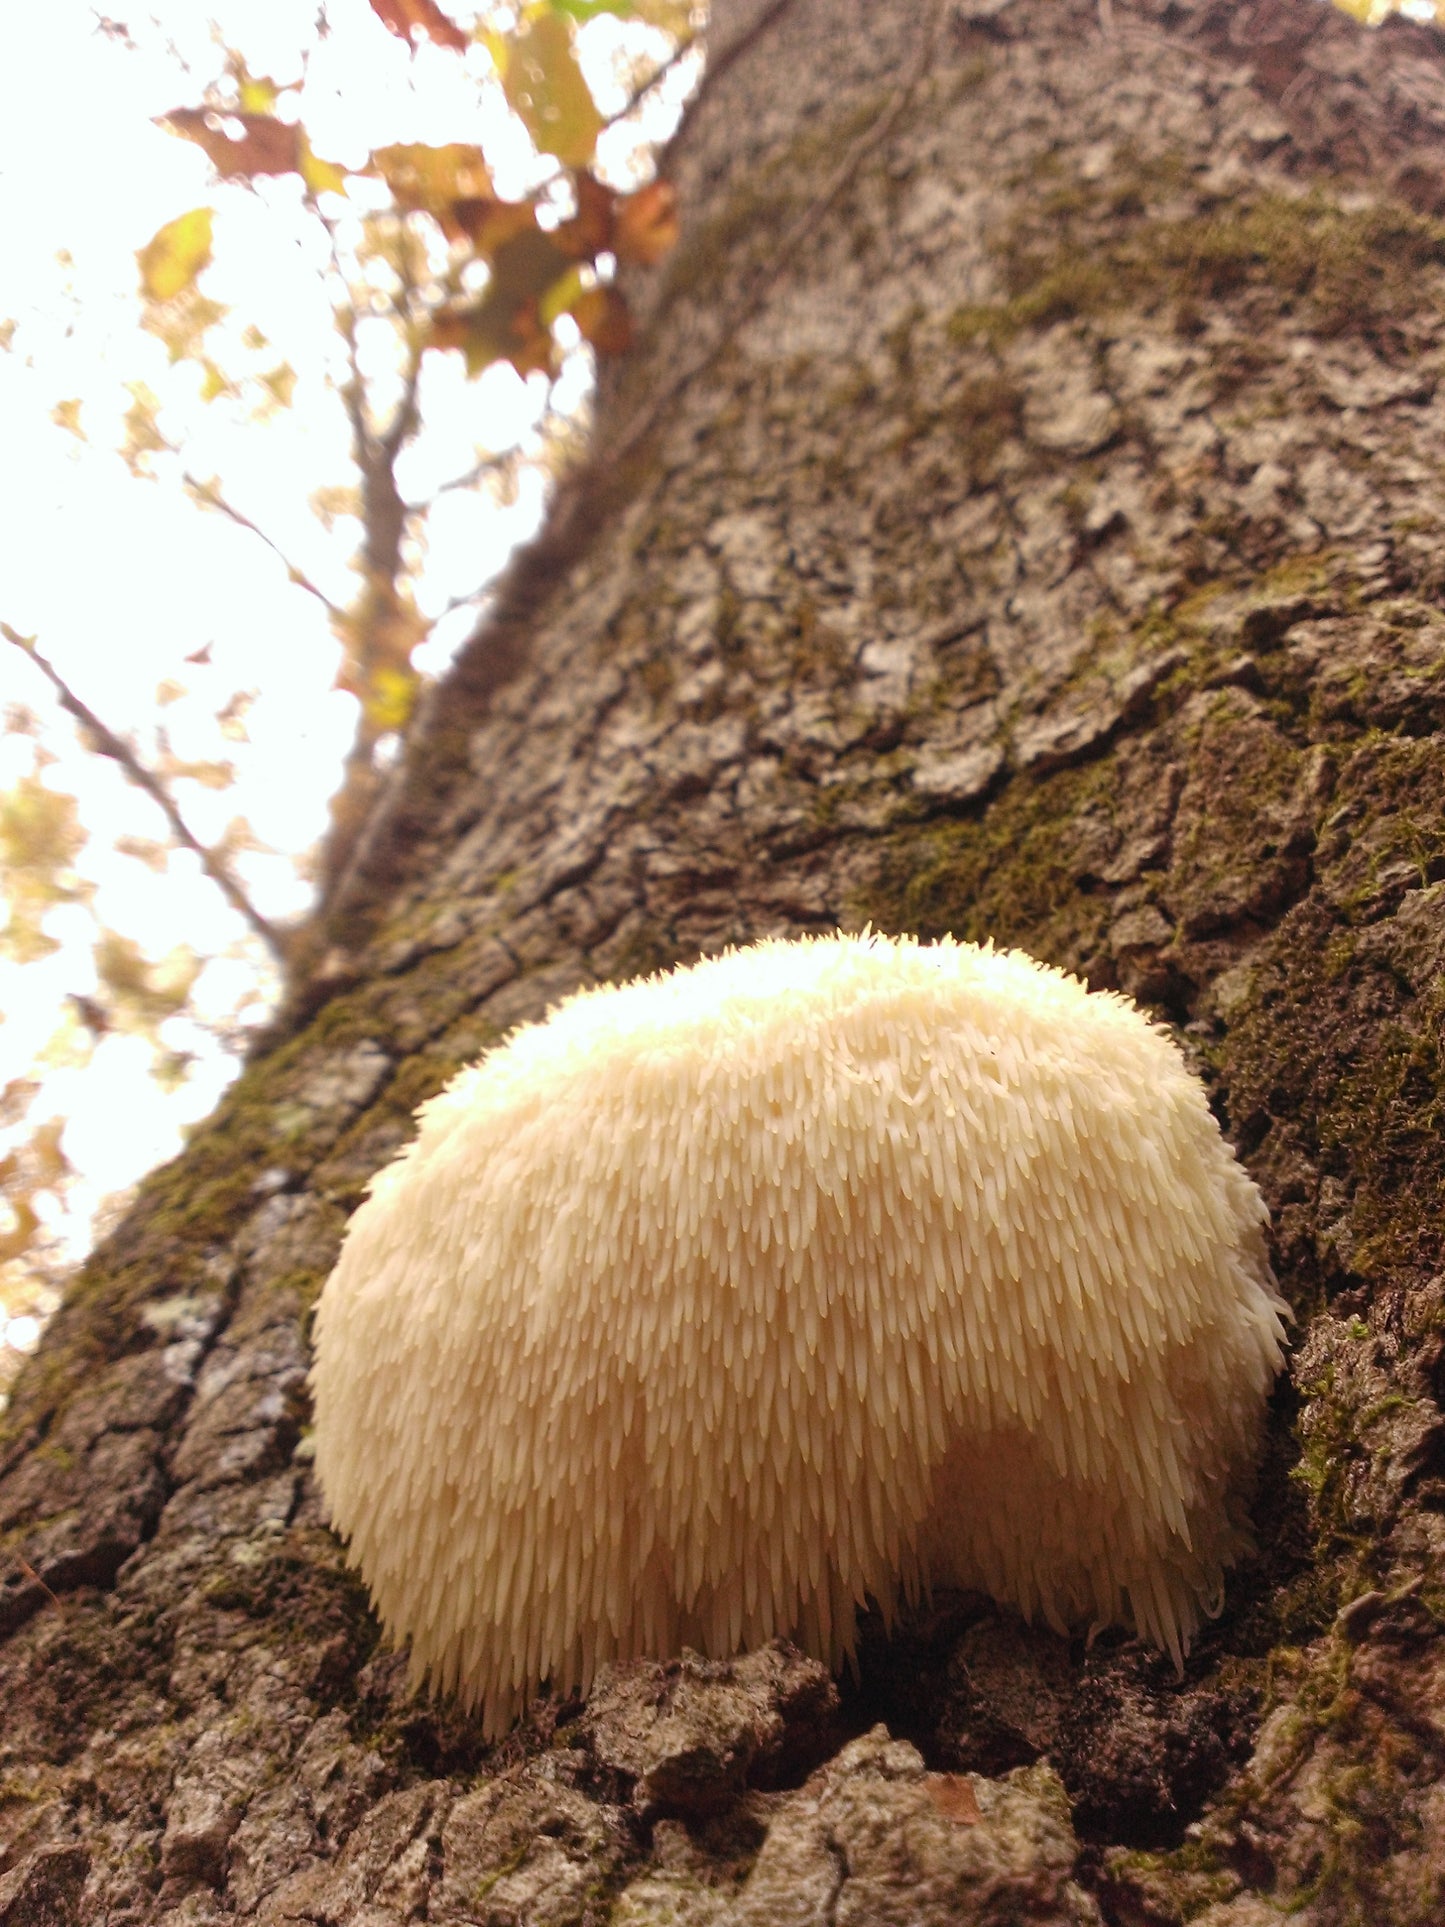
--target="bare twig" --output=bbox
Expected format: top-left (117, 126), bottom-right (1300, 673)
top-left (2, 624), bottom-right (287, 961)
top-left (434, 581), bottom-right (493, 621)
top-left (313, 199), bottom-right (379, 478)
top-left (183, 474), bottom-right (345, 619)
top-left (14, 1554), bottom-right (60, 1611)
top-left (429, 445), bottom-right (518, 500)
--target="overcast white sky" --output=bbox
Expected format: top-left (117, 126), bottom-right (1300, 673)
top-left (0, 2), bottom-right (697, 1361)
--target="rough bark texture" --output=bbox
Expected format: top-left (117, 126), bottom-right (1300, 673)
top-left (5, 0), bottom-right (1445, 1920)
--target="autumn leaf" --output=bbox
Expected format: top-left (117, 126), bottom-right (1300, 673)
top-left (121, 382), bottom-right (173, 476)
top-left (142, 287), bottom-right (228, 367)
top-left (162, 107), bottom-right (301, 179)
top-left (554, 172), bottom-right (617, 260)
top-left (0, 769), bottom-right (91, 964)
top-left (94, 930), bottom-right (201, 1032)
top-left (236, 72), bottom-right (281, 114)
top-left (429, 292), bottom-right (553, 378)
top-left (367, 666), bottom-right (420, 732)
top-left (0, 1192), bottom-right (40, 1268)
top-left (50, 399), bottom-right (84, 440)
top-left (449, 195), bottom-right (540, 257)
top-left (137, 206), bottom-right (214, 301)
top-left (545, 0), bottom-right (633, 18)
top-left (428, 225), bottom-right (573, 376)
top-left (570, 284), bottom-right (632, 356)
top-left (369, 0), bottom-right (469, 52)
top-left (371, 142), bottom-right (495, 234)
top-left (632, 0), bottom-right (700, 33)
top-left (299, 137), bottom-right (348, 197)
top-left (552, 0), bottom-right (696, 31)
top-left (494, 12), bottom-right (603, 169)
top-left (614, 180), bottom-right (678, 266)
top-left (259, 363), bottom-right (298, 410)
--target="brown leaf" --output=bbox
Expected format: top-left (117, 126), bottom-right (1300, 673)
top-left (449, 195), bottom-right (539, 256)
top-left (614, 180), bottom-right (678, 266)
top-left (162, 108), bottom-right (301, 180)
top-left (927, 1774), bottom-right (981, 1826)
top-left (570, 284), bottom-right (632, 356)
top-left (428, 294), bottom-right (555, 379)
top-left (368, 0), bottom-right (469, 52)
top-left (554, 172), bottom-right (617, 260)
top-left (429, 222), bottom-right (574, 375)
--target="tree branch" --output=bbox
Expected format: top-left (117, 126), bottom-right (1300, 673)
top-left (183, 474), bottom-right (345, 619)
top-left (1, 624), bottom-right (287, 962)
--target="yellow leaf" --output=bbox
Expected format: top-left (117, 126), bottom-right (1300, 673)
top-left (51, 398), bottom-right (84, 439)
top-left (540, 264), bottom-right (586, 328)
top-left (500, 12), bottom-right (603, 168)
top-left (137, 206), bottom-right (214, 302)
top-left (371, 142), bottom-right (494, 219)
top-left (300, 135), bottom-right (348, 197)
top-left (238, 75), bottom-right (280, 113)
top-left (633, 0), bottom-right (699, 33)
top-left (367, 667), bottom-right (419, 732)
top-left (260, 363), bottom-right (297, 409)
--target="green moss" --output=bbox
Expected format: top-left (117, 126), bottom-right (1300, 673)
top-left (654, 93), bottom-right (884, 323)
top-left (1220, 734), bottom-right (1445, 1280)
top-left (863, 757), bottom-right (1116, 967)
top-left (948, 187), bottom-right (1445, 346)
top-left (948, 371), bottom-right (1026, 478)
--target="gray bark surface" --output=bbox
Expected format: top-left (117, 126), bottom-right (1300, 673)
top-left (5, 1), bottom-right (1445, 1920)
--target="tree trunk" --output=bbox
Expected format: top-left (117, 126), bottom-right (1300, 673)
top-left (5, 1), bottom-right (1445, 1919)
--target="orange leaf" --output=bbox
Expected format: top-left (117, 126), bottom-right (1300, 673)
top-left (570, 284), bottom-right (632, 357)
top-left (614, 180), bottom-right (678, 267)
top-left (554, 172), bottom-right (616, 261)
top-left (368, 0), bottom-right (469, 52)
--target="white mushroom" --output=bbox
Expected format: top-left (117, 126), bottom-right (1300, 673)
top-left (311, 932), bottom-right (1287, 1737)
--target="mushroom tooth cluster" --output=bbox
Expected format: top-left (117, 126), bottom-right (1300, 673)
top-left (310, 931), bottom-right (1288, 1738)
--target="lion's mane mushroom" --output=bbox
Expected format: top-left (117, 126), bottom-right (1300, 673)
top-left (311, 933), bottom-right (1287, 1737)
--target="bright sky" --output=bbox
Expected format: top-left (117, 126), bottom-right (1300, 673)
top-left (0, 2), bottom-right (699, 1373)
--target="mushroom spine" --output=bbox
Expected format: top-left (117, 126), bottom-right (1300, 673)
top-left (310, 931), bottom-right (1288, 1737)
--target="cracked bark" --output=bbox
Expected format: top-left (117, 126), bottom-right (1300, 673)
top-left (5, 1), bottom-right (1445, 1921)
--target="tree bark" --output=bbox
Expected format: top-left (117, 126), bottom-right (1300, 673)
top-left (5, 1), bottom-right (1445, 1920)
